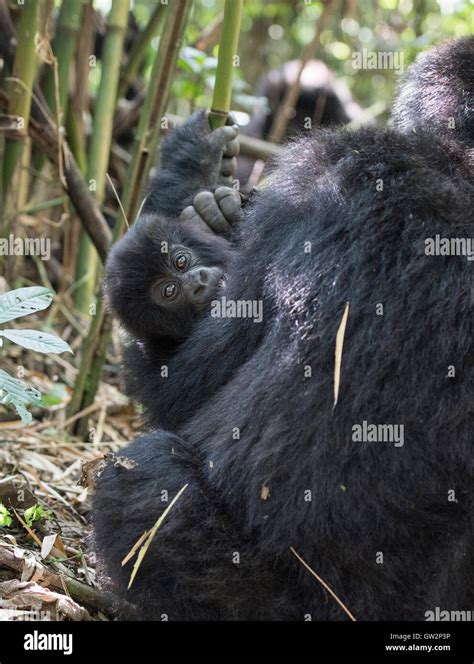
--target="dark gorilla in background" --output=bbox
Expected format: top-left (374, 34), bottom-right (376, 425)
top-left (237, 59), bottom-right (363, 188)
top-left (92, 38), bottom-right (474, 621)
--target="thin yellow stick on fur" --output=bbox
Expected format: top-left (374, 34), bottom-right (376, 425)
top-left (127, 483), bottom-right (189, 589)
top-left (290, 547), bottom-right (356, 621)
top-left (334, 302), bottom-right (350, 408)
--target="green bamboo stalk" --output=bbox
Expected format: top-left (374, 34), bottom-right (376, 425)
top-left (33, 0), bottom-right (83, 188)
top-left (44, 0), bottom-right (82, 115)
top-left (68, 0), bottom-right (193, 432)
top-left (118, 2), bottom-right (167, 99)
top-left (18, 196), bottom-right (67, 215)
top-left (121, 0), bottom-right (193, 227)
top-left (208, 0), bottom-right (243, 130)
top-left (67, 0), bottom-right (94, 179)
top-left (2, 0), bottom-right (39, 196)
top-left (66, 107), bottom-right (87, 174)
top-left (73, 0), bottom-right (130, 315)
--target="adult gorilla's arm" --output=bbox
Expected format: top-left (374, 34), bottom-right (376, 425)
top-left (92, 431), bottom-right (303, 620)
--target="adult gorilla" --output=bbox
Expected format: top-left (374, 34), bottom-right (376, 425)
top-left (92, 38), bottom-right (474, 621)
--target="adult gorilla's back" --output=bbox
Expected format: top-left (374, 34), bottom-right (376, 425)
top-left (92, 38), bottom-right (474, 620)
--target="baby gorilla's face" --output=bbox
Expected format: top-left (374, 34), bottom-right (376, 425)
top-left (151, 244), bottom-right (224, 311)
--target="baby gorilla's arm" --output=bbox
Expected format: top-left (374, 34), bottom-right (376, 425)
top-left (143, 110), bottom-right (240, 219)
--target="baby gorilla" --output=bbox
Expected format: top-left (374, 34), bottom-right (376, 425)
top-left (105, 112), bottom-right (241, 343)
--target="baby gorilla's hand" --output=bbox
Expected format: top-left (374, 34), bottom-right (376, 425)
top-left (181, 109), bottom-right (239, 188)
top-left (180, 187), bottom-right (242, 234)
top-left (217, 115), bottom-right (240, 187)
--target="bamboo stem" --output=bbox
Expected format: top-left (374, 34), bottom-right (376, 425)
top-left (73, 0), bottom-right (130, 314)
top-left (209, 0), bottom-right (243, 130)
top-left (0, 88), bottom-right (112, 262)
top-left (44, 0), bottom-right (82, 118)
top-left (32, 0), bottom-right (82, 180)
top-left (118, 2), bottom-right (167, 99)
top-left (121, 0), bottom-right (193, 227)
top-left (2, 0), bottom-right (39, 197)
top-left (68, 0), bottom-right (193, 432)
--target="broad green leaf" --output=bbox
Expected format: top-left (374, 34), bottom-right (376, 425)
top-left (0, 329), bottom-right (73, 354)
top-left (0, 504), bottom-right (12, 527)
top-left (0, 287), bottom-right (54, 324)
top-left (0, 368), bottom-right (43, 424)
top-left (24, 504), bottom-right (52, 526)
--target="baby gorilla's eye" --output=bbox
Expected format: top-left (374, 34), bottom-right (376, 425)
top-left (162, 282), bottom-right (177, 299)
top-left (174, 253), bottom-right (189, 271)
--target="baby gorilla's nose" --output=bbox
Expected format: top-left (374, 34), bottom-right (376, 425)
top-left (186, 266), bottom-right (221, 304)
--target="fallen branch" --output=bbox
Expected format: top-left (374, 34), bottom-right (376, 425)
top-left (0, 89), bottom-right (112, 262)
top-left (0, 540), bottom-right (116, 615)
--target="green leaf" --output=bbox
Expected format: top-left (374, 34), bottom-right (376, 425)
top-left (0, 287), bottom-right (54, 324)
top-left (0, 503), bottom-right (13, 528)
top-left (177, 55), bottom-right (196, 74)
top-left (0, 329), bottom-right (73, 354)
top-left (41, 382), bottom-right (69, 407)
top-left (24, 504), bottom-right (52, 527)
top-left (0, 368), bottom-right (43, 424)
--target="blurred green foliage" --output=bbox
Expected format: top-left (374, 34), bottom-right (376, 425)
top-left (129, 0), bottom-right (472, 120)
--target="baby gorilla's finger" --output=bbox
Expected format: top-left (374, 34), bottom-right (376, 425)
top-left (193, 190), bottom-right (231, 234)
top-left (215, 187), bottom-right (242, 224)
top-left (223, 133), bottom-right (240, 158)
top-left (220, 156), bottom-right (237, 178)
top-left (207, 125), bottom-right (239, 156)
top-left (224, 136), bottom-right (240, 157)
top-left (180, 205), bottom-right (212, 235)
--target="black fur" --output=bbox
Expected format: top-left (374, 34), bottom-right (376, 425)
top-left (392, 36), bottom-right (474, 147)
top-left (92, 38), bottom-right (474, 621)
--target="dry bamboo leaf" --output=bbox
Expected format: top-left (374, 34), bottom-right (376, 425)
top-left (260, 483), bottom-right (270, 500)
top-left (127, 484), bottom-right (188, 589)
top-left (121, 529), bottom-right (149, 567)
top-left (0, 579), bottom-right (90, 621)
top-left (290, 547), bottom-right (356, 621)
top-left (334, 302), bottom-right (350, 408)
top-left (12, 508), bottom-right (42, 547)
top-left (78, 457), bottom-right (108, 489)
top-left (21, 450), bottom-right (63, 479)
top-left (41, 534), bottom-right (67, 560)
